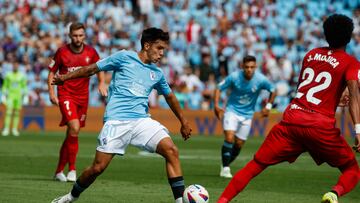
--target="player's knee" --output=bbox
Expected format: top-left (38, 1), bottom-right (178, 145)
top-left (91, 164), bottom-right (106, 176)
top-left (69, 125), bottom-right (80, 135)
top-left (165, 145), bottom-right (179, 161)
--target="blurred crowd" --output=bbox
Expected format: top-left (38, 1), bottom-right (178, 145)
top-left (1, 0), bottom-right (360, 111)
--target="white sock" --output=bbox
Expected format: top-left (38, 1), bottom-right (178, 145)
top-left (175, 197), bottom-right (183, 203)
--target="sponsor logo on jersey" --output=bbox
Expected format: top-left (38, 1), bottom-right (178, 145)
top-left (85, 56), bottom-right (90, 64)
top-left (68, 66), bottom-right (82, 72)
top-left (307, 53), bottom-right (339, 68)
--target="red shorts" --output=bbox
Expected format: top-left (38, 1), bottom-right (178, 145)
top-left (254, 122), bottom-right (356, 168)
top-left (58, 99), bottom-right (88, 127)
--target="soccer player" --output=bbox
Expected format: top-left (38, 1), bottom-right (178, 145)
top-left (218, 14), bottom-right (360, 203)
top-left (47, 22), bottom-right (107, 182)
top-left (214, 55), bottom-right (276, 178)
top-left (1, 62), bottom-right (28, 136)
top-left (50, 28), bottom-right (192, 203)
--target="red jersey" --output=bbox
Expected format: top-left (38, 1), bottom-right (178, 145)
top-left (283, 47), bottom-right (360, 128)
top-left (49, 44), bottom-right (99, 104)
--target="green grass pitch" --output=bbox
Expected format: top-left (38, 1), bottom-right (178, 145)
top-left (0, 131), bottom-right (359, 203)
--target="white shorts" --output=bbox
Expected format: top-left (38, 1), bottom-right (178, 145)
top-left (223, 111), bottom-right (252, 140)
top-left (96, 118), bottom-right (170, 155)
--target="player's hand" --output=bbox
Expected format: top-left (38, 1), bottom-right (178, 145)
top-left (338, 94), bottom-right (350, 107)
top-left (52, 74), bottom-right (65, 85)
top-left (98, 82), bottom-right (108, 97)
top-left (180, 120), bottom-right (192, 141)
top-left (353, 134), bottom-right (360, 153)
top-left (261, 108), bottom-right (270, 117)
top-left (49, 93), bottom-right (59, 106)
top-left (22, 95), bottom-right (29, 105)
top-left (1, 94), bottom-right (6, 104)
top-left (214, 106), bottom-right (224, 120)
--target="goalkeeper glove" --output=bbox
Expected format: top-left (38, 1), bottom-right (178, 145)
top-left (23, 95), bottom-right (29, 105)
top-left (1, 94), bottom-right (6, 104)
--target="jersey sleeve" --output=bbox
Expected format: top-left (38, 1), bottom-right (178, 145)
top-left (154, 74), bottom-right (172, 96)
top-left (217, 74), bottom-right (233, 91)
top-left (96, 51), bottom-right (124, 71)
top-left (1, 74), bottom-right (9, 94)
top-left (48, 49), bottom-right (61, 73)
top-left (345, 59), bottom-right (360, 82)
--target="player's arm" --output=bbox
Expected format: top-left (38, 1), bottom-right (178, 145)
top-left (213, 76), bottom-right (232, 120)
top-left (338, 87), bottom-right (349, 107)
top-left (261, 90), bottom-right (277, 117)
top-left (20, 74), bottom-right (29, 105)
top-left (96, 71), bottom-right (107, 97)
top-left (347, 80), bottom-right (360, 152)
top-left (164, 92), bottom-right (192, 140)
top-left (52, 63), bottom-right (100, 85)
top-left (1, 74), bottom-right (9, 103)
top-left (48, 71), bottom-right (59, 105)
top-left (213, 88), bottom-right (224, 120)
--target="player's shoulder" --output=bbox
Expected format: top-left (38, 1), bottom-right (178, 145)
top-left (83, 44), bottom-right (96, 51)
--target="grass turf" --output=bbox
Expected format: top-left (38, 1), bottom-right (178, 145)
top-left (0, 131), bottom-right (359, 203)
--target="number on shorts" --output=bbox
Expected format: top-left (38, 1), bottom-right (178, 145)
top-left (64, 101), bottom-right (70, 110)
top-left (295, 67), bottom-right (332, 105)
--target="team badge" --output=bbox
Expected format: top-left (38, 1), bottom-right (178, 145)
top-left (251, 86), bottom-right (257, 92)
top-left (150, 71), bottom-right (156, 80)
top-left (85, 56), bottom-right (90, 64)
top-left (327, 50), bottom-right (332, 55)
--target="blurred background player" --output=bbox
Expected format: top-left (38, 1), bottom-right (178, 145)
top-left (1, 62), bottom-right (28, 136)
top-left (218, 14), bottom-right (360, 203)
top-left (214, 55), bottom-right (276, 178)
top-left (51, 27), bottom-right (192, 203)
top-left (47, 22), bottom-right (107, 182)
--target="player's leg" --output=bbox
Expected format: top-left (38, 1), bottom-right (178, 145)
top-left (66, 119), bottom-right (81, 181)
top-left (55, 100), bottom-right (81, 181)
top-left (229, 118), bottom-right (252, 165)
top-left (309, 128), bottom-right (360, 202)
top-left (218, 123), bottom-right (304, 202)
top-left (11, 97), bottom-right (22, 136)
top-left (221, 130), bottom-right (236, 178)
top-left (321, 161), bottom-right (359, 203)
top-left (221, 111), bottom-right (239, 178)
top-left (2, 97), bottom-right (14, 136)
top-left (156, 135), bottom-right (185, 203)
top-left (51, 151), bottom-right (114, 203)
top-left (131, 118), bottom-right (184, 202)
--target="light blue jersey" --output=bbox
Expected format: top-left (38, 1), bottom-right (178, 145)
top-left (96, 50), bottom-right (172, 121)
top-left (218, 70), bottom-right (275, 119)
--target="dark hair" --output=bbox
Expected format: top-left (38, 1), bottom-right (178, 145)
top-left (69, 22), bottom-right (85, 33)
top-left (243, 55), bottom-right (256, 64)
top-left (140, 27), bottom-right (169, 49)
top-left (323, 14), bottom-right (353, 48)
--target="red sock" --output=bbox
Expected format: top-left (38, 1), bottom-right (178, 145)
top-left (55, 140), bottom-right (68, 173)
top-left (332, 160), bottom-right (360, 197)
top-left (67, 135), bottom-right (79, 171)
top-left (218, 160), bottom-right (266, 202)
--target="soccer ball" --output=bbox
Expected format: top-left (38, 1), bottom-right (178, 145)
top-left (183, 184), bottom-right (209, 203)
